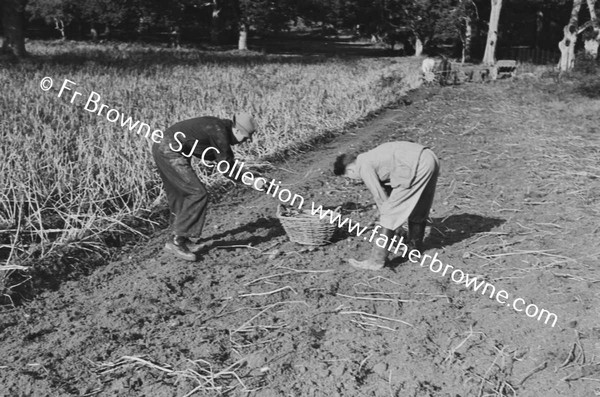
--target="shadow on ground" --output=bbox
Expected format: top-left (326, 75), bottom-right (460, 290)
top-left (330, 204), bottom-right (505, 252)
top-left (427, 213), bottom-right (505, 249)
top-left (385, 213), bottom-right (505, 268)
top-left (196, 216), bottom-right (286, 253)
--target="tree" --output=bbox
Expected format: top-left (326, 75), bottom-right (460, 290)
top-left (394, 0), bottom-right (433, 56)
top-left (237, 0), bottom-right (294, 49)
top-left (457, 0), bottom-right (479, 63)
top-left (420, 0), bottom-right (478, 60)
top-left (582, 0), bottom-right (599, 58)
top-left (205, 0), bottom-right (223, 44)
top-left (482, 0), bottom-right (503, 65)
top-left (555, 0), bottom-right (599, 69)
top-left (558, 0), bottom-right (582, 70)
top-left (1, 0), bottom-right (27, 56)
top-left (392, 0), bottom-right (471, 57)
top-left (26, 0), bottom-right (79, 40)
top-left (80, 0), bottom-right (130, 29)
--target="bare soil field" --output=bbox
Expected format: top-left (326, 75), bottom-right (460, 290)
top-left (1, 75), bottom-right (599, 397)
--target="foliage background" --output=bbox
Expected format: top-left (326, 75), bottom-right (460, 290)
top-left (21, 0), bottom-right (591, 58)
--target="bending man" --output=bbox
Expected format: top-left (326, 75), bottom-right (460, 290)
top-left (333, 141), bottom-right (440, 270)
top-left (152, 113), bottom-right (264, 261)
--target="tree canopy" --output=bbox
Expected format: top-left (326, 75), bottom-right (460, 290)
top-left (1, 0), bottom-right (596, 64)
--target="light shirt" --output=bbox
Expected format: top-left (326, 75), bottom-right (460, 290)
top-left (355, 141), bottom-right (427, 208)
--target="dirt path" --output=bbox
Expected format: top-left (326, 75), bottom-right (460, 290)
top-left (1, 78), bottom-right (599, 397)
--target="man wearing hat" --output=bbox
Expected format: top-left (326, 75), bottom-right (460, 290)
top-left (333, 141), bottom-right (440, 270)
top-left (152, 113), bottom-right (263, 261)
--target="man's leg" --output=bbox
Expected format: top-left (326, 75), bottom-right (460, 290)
top-left (379, 149), bottom-right (439, 256)
top-left (407, 149), bottom-right (440, 252)
top-left (170, 176), bottom-right (208, 240)
top-left (153, 145), bottom-right (208, 261)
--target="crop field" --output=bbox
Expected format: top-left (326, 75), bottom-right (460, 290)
top-left (1, 39), bottom-right (600, 397)
top-left (0, 41), bottom-right (421, 280)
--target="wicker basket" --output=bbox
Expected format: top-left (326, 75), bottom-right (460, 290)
top-left (276, 204), bottom-right (338, 246)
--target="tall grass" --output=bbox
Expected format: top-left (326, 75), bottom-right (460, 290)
top-left (0, 41), bottom-right (422, 275)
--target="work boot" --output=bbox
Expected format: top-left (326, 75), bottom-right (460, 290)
top-left (164, 235), bottom-right (197, 261)
top-left (392, 225), bottom-right (409, 262)
top-left (348, 226), bottom-right (394, 270)
top-left (394, 225), bottom-right (408, 241)
top-left (408, 221), bottom-right (427, 254)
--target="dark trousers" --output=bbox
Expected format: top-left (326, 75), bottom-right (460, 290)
top-left (152, 143), bottom-right (208, 238)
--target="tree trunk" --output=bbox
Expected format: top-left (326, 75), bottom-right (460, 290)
top-left (54, 18), bottom-right (66, 40)
top-left (210, 0), bottom-right (222, 44)
top-left (462, 15), bottom-right (472, 63)
top-left (584, 0), bottom-right (599, 59)
top-left (535, 10), bottom-right (543, 48)
top-left (558, 0), bottom-right (583, 71)
top-left (238, 22), bottom-right (248, 50)
top-left (414, 36), bottom-right (424, 57)
top-left (1, 0), bottom-right (27, 57)
top-left (1, 0), bottom-right (13, 53)
top-left (482, 0), bottom-right (503, 66)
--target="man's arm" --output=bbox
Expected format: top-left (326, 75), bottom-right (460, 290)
top-left (208, 135), bottom-right (266, 188)
top-left (359, 165), bottom-right (389, 210)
